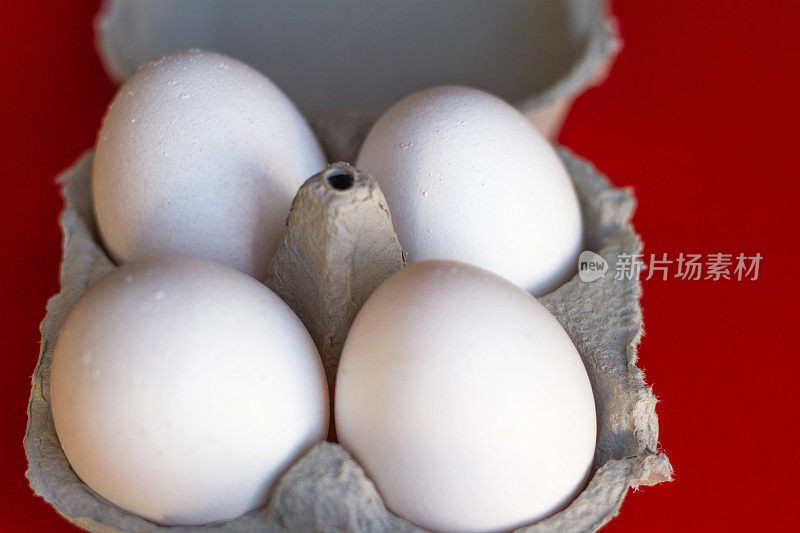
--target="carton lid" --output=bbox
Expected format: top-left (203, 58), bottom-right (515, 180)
top-left (95, 0), bottom-right (616, 123)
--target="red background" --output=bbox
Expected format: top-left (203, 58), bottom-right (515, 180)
top-left (2, 1), bottom-right (797, 531)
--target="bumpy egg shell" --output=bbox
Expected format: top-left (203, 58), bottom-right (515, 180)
top-left (50, 256), bottom-right (329, 525)
top-left (335, 260), bottom-right (597, 533)
top-left (92, 50), bottom-right (326, 279)
top-left (356, 86), bottom-right (582, 295)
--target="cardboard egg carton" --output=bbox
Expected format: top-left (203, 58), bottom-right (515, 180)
top-left (25, 1), bottom-right (671, 531)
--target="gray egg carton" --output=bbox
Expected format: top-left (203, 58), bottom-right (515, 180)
top-left (94, 0), bottom-right (619, 144)
top-left (25, 1), bottom-right (671, 531)
top-left (25, 136), bottom-right (671, 532)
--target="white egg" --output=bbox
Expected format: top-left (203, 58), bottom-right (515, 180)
top-left (335, 260), bottom-right (596, 533)
top-left (355, 86), bottom-right (582, 295)
top-left (92, 50), bottom-right (326, 280)
top-left (50, 255), bottom-right (329, 526)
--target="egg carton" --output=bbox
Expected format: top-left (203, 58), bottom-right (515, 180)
top-left (94, 0), bottom-right (619, 146)
top-left (25, 1), bottom-right (672, 531)
top-left (25, 138), bottom-right (671, 532)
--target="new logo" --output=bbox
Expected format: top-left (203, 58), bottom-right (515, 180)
top-left (578, 251), bottom-right (608, 282)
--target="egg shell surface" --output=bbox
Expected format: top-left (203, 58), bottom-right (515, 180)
top-left (335, 260), bottom-right (597, 533)
top-left (49, 255), bottom-right (329, 525)
top-left (92, 50), bottom-right (327, 280)
top-left (355, 86), bottom-right (583, 295)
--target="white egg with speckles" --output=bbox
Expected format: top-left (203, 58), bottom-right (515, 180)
top-left (335, 260), bottom-right (597, 533)
top-left (356, 86), bottom-right (582, 295)
top-left (50, 255), bottom-right (329, 526)
top-left (92, 50), bottom-right (326, 279)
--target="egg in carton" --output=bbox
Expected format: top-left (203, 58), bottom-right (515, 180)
top-left (25, 1), bottom-right (672, 531)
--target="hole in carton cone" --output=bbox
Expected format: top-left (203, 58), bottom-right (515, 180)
top-left (328, 173), bottom-right (354, 190)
